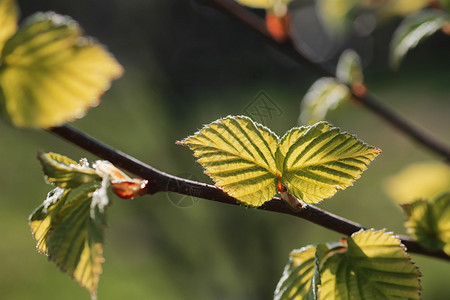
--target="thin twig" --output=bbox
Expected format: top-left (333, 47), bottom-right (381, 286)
top-left (49, 125), bottom-right (450, 261)
top-left (196, 0), bottom-right (450, 163)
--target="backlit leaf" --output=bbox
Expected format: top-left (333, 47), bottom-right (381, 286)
top-left (177, 115), bottom-right (279, 207)
top-left (277, 122), bottom-right (380, 204)
top-left (274, 243), bottom-right (334, 300)
top-left (299, 77), bottom-right (350, 125)
top-left (375, 0), bottom-right (430, 20)
top-left (0, 0), bottom-right (18, 53)
top-left (390, 9), bottom-right (449, 69)
top-left (316, 0), bottom-right (360, 37)
top-left (385, 161), bottom-right (450, 205)
top-left (234, 0), bottom-right (292, 10)
top-left (30, 185), bottom-right (107, 300)
top-left (403, 193), bottom-right (450, 255)
top-left (39, 152), bottom-right (101, 188)
top-left (0, 12), bottom-right (123, 128)
top-left (336, 49), bottom-right (363, 85)
top-left (318, 229), bottom-right (422, 299)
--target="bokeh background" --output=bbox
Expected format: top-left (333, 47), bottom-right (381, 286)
top-left (1, 0), bottom-right (449, 299)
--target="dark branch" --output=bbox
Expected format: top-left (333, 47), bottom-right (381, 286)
top-left (197, 0), bottom-right (450, 163)
top-left (49, 124), bottom-right (450, 261)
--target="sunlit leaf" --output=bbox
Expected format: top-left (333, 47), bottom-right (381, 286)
top-left (299, 77), bottom-right (350, 125)
top-left (177, 115), bottom-right (279, 207)
top-left (403, 193), bottom-right (450, 255)
top-left (336, 49), bottom-right (363, 85)
top-left (316, 0), bottom-right (360, 37)
top-left (277, 122), bottom-right (381, 204)
top-left (0, 12), bottom-right (123, 128)
top-left (38, 152), bottom-right (101, 188)
top-left (318, 229), bottom-right (422, 299)
top-left (274, 243), bottom-right (335, 300)
top-left (375, 0), bottom-right (430, 20)
top-left (390, 9), bottom-right (449, 69)
top-left (0, 0), bottom-right (18, 53)
top-left (385, 161), bottom-right (450, 205)
top-left (30, 184), bottom-right (107, 299)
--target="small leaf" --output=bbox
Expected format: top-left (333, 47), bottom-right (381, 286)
top-left (277, 122), bottom-right (380, 204)
top-left (403, 193), bottom-right (450, 255)
top-left (390, 9), bottom-right (449, 69)
top-left (299, 77), bottom-right (350, 125)
top-left (336, 49), bottom-right (363, 85)
top-left (30, 185), bottom-right (107, 299)
top-left (274, 243), bottom-right (336, 300)
top-left (385, 161), bottom-right (450, 205)
top-left (316, 0), bottom-right (360, 37)
top-left (0, 0), bottom-right (18, 53)
top-left (38, 152), bottom-right (101, 188)
top-left (318, 229), bottom-right (422, 299)
top-left (234, 0), bottom-right (292, 9)
top-left (0, 12), bottom-right (123, 128)
top-left (177, 115), bottom-right (279, 207)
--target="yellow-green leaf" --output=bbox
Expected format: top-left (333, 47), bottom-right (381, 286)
top-left (319, 229), bottom-right (422, 299)
top-left (277, 122), bottom-right (381, 204)
top-left (39, 152), bottom-right (101, 188)
top-left (336, 49), bottom-right (363, 85)
top-left (390, 9), bottom-right (449, 69)
top-left (403, 193), bottom-right (450, 255)
top-left (299, 77), bottom-right (350, 125)
top-left (177, 115), bottom-right (279, 207)
top-left (316, 0), bottom-right (360, 37)
top-left (0, 0), bottom-right (18, 53)
top-left (234, 0), bottom-right (292, 9)
top-left (30, 185), bottom-right (107, 300)
top-left (0, 12), bottom-right (123, 128)
top-left (384, 161), bottom-right (450, 205)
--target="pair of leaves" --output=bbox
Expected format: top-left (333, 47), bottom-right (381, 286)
top-left (275, 229), bottom-right (422, 300)
top-left (299, 49), bottom-right (363, 126)
top-left (178, 116), bottom-right (380, 207)
top-left (0, 0), bottom-right (123, 128)
top-left (30, 153), bottom-right (147, 299)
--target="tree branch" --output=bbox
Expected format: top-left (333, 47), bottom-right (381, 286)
top-left (196, 0), bottom-right (450, 163)
top-left (49, 124), bottom-right (450, 261)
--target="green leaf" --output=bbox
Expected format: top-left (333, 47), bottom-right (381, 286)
top-left (234, 0), bottom-right (292, 9)
top-left (30, 185), bottom-right (108, 299)
top-left (336, 49), bottom-right (363, 85)
top-left (439, 0), bottom-right (450, 14)
top-left (316, 0), bottom-right (360, 37)
top-left (403, 193), bottom-right (450, 255)
top-left (177, 115), bottom-right (279, 207)
top-left (319, 229), bottom-right (422, 299)
top-left (299, 77), bottom-right (350, 125)
top-left (275, 243), bottom-right (335, 300)
top-left (39, 152), bottom-right (102, 188)
top-left (277, 122), bottom-right (381, 204)
top-left (384, 161), bottom-right (450, 205)
top-left (0, 0), bottom-right (18, 53)
top-left (390, 9), bottom-right (449, 69)
top-left (0, 12), bottom-right (123, 128)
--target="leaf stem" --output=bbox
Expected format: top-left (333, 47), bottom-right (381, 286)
top-left (49, 125), bottom-right (450, 261)
top-left (196, 0), bottom-right (450, 163)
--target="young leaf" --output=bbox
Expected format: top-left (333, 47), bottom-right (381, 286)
top-left (299, 77), bottom-right (350, 125)
top-left (0, 12), bottom-right (123, 128)
top-left (0, 0), bottom-right (18, 53)
top-left (316, 0), bottom-right (360, 37)
top-left (403, 193), bottom-right (450, 255)
top-left (38, 152), bottom-right (102, 188)
top-left (234, 0), bottom-right (292, 9)
top-left (319, 229), bottom-right (422, 299)
top-left (177, 116), bottom-right (279, 207)
top-left (274, 243), bottom-right (335, 300)
top-left (336, 49), bottom-right (363, 85)
top-left (385, 161), bottom-right (450, 205)
top-left (30, 185), bottom-right (107, 300)
top-left (277, 122), bottom-right (381, 204)
top-left (390, 9), bottom-right (449, 69)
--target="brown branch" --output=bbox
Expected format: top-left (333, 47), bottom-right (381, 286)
top-left (196, 0), bottom-right (450, 163)
top-left (49, 124), bottom-right (450, 261)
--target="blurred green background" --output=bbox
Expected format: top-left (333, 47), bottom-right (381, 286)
top-left (1, 0), bottom-right (449, 299)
